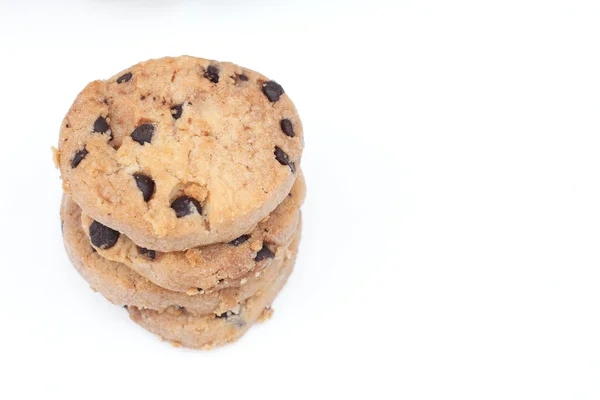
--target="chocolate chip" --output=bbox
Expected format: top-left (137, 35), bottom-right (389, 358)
top-left (280, 119), bottom-right (295, 137)
top-left (123, 305), bottom-right (128, 309)
top-left (171, 104), bottom-right (183, 120)
top-left (204, 65), bottom-right (219, 83)
top-left (138, 246), bottom-right (156, 260)
top-left (117, 72), bottom-right (132, 83)
top-left (89, 221), bottom-right (119, 249)
top-left (262, 81), bottom-right (284, 102)
top-left (133, 173), bottom-right (155, 202)
top-left (216, 311), bottom-right (245, 327)
top-left (93, 116), bottom-right (113, 139)
top-left (233, 73), bottom-right (248, 83)
top-left (215, 310), bottom-right (243, 327)
top-left (229, 235), bottom-right (250, 246)
top-left (171, 196), bottom-right (202, 218)
top-left (71, 147), bottom-right (88, 168)
top-left (274, 146), bottom-right (296, 173)
top-left (254, 244), bottom-right (275, 261)
top-left (93, 116), bottom-right (110, 134)
top-left (130, 124), bottom-right (154, 145)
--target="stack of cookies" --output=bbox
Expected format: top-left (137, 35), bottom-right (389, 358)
top-left (55, 56), bottom-right (305, 349)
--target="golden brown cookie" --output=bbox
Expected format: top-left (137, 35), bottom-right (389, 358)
top-left (61, 194), bottom-right (300, 316)
top-left (56, 56), bottom-right (303, 252)
top-left (80, 173), bottom-right (305, 294)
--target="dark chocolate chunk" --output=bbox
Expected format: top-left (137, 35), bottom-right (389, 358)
top-left (254, 244), bottom-right (275, 261)
top-left (93, 116), bottom-right (110, 134)
top-left (171, 196), bottom-right (202, 218)
top-left (232, 73), bottom-right (249, 84)
top-left (262, 81), bottom-right (284, 102)
top-left (133, 173), bottom-right (155, 202)
top-left (215, 310), bottom-right (245, 327)
top-left (229, 234), bottom-right (250, 246)
top-left (117, 72), bottom-right (132, 83)
top-left (71, 148), bottom-right (88, 168)
top-left (216, 311), bottom-right (228, 319)
top-left (130, 124), bottom-right (155, 145)
top-left (274, 146), bottom-right (296, 173)
top-left (89, 221), bottom-right (119, 249)
top-left (138, 246), bottom-right (156, 260)
top-left (204, 65), bottom-right (219, 83)
top-left (171, 104), bottom-right (183, 119)
top-left (280, 119), bottom-right (295, 137)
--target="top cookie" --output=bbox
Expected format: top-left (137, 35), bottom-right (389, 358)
top-left (56, 56), bottom-right (303, 251)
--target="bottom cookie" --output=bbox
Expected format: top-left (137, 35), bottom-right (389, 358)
top-left (127, 231), bottom-right (300, 350)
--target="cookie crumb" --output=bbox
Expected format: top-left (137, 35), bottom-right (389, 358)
top-left (250, 240), bottom-right (262, 252)
top-left (258, 306), bottom-right (274, 322)
top-left (51, 147), bottom-right (60, 168)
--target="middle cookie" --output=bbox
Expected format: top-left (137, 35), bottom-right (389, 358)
top-left (82, 173), bottom-right (305, 294)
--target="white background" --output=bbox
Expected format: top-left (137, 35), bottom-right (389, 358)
top-left (1, 0), bottom-right (600, 398)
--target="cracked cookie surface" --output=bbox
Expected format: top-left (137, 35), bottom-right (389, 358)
top-left (61, 194), bottom-right (300, 316)
top-left (81, 173), bottom-right (305, 293)
top-left (56, 56), bottom-right (303, 251)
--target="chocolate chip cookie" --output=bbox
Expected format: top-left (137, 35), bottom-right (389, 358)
top-left (61, 194), bottom-right (300, 316)
top-left (56, 56), bottom-right (303, 252)
top-left (80, 173), bottom-right (305, 294)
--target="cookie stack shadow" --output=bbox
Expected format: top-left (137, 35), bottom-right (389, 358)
top-left (56, 56), bottom-right (305, 349)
